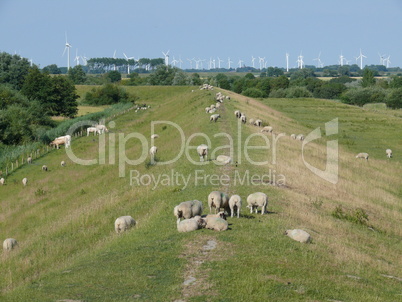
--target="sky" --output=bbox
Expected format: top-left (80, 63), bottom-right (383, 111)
top-left (1, 0), bottom-right (402, 70)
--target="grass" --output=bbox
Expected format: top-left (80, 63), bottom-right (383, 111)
top-left (0, 87), bottom-right (401, 301)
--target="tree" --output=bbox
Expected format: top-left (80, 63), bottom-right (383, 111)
top-left (148, 65), bottom-right (176, 85)
top-left (215, 73), bottom-right (231, 89)
top-left (0, 52), bottom-right (31, 90)
top-left (107, 70), bottom-right (122, 83)
top-left (48, 77), bottom-right (79, 117)
top-left (190, 73), bottom-right (202, 86)
top-left (85, 84), bottom-right (136, 105)
top-left (68, 65), bottom-right (87, 84)
top-left (361, 68), bottom-right (375, 87)
top-left (42, 64), bottom-right (61, 74)
top-left (386, 88), bottom-right (402, 109)
top-left (270, 75), bottom-right (289, 90)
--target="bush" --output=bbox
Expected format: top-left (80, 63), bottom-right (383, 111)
top-left (331, 205), bottom-right (369, 226)
top-left (268, 88), bottom-right (287, 98)
top-left (242, 87), bottom-right (265, 98)
top-left (84, 84), bottom-right (137, 105)
top-left (340, 87), bottom-right (387, 106)
top-left (386, 88), bottom-right (402, 109)
top-left (285, 86), bottom-right (313, 98)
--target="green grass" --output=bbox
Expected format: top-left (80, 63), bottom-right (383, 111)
top-left (1, 87), bottom-right (401, 301)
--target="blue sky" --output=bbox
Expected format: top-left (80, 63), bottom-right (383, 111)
top-left (1, 0), bottom-right (402, 69)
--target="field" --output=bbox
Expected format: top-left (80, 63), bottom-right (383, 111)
top-left (1, 87), bottom-right (401, 301)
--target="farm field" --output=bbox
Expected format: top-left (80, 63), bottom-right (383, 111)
top-left (0, 86), bottom-right (401, 301)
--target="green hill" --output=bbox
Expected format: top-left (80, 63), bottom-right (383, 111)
top-left (1, 86), bottom-right (401, 301)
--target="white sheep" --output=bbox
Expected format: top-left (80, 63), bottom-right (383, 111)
top-left (215, 103), bottom-right (221, 108)
top-left (205, 107), bottom-right (211, 113)
top-left (177, 216), bottom-right (206, 233)
top-left (254, 119), bottom-right (262, 127)
top-left (114, 216), bottom-right (136, 233)
top-left (215, 155), bottom-right (232, 165)
top-left (261, 126), bottom-right (273, 133)
top-left (246, 192), bottom-right (268, 215)
top-left (356, 152), bottom-right (369, 161)
top-left (229, 195), bottom-right (242, 218)
top-left (27, 156), bottom-right (32, 164)
top-left (203, 211), bottom-right (226, 220)
top-left (285, 229), bottom-right (311, 243)
top-left (174, 200), bottom-right (203, 219)
top-left (210, 114), bottom-right (220, 122)
top-left (296, 134), bottom-right (305, 141)
top-left (210, 104), bottom-right (216, 110)
top-left (386, 149), bottom-right (392, 158)
top-left (290, 134), bottom-right (296, 139)
top-left (249, 118), bottom-right (255, 125)
top-left (61, 160), bottom-right (66, 167)
top-left (225, 96), bottom-right (231, 100)
top-left (197, 144), bottom-right (208, 162)
top-left (204, 216), bottom-right (228, 231)
top-left (22, 177), bottom-right (28, 186)
top-left (150, 146), bottom-right (158, 157)
top-left (3, 238), bottom-right (18, 251)
top-left (234, 110), bottom-right (241, 118)
top-left (42, 165), bottom-right (48, 171)
top-left (151, 134), bottom-right (159, 139)
top-left (0, 178), bottom-right (4, 185)
top-left (208, 191), bottom-right (229, 214)
top-left (241, 114), bottom-right (247, 124)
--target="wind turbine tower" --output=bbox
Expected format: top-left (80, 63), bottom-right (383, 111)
top-left (217, 57), bottom-right (223, 69)
top-left (251, 56), bottom-right (256, 68)
top-left (286, 53), bottom-right (289, 72)
top-left (62, 33), bottom-right (72, 70)
top-left (162, 50), bottom-right (170, 66)
top-left (356, 49), bottom-right (367, 69)
top-left (123, 53), bottom-right (134, 74)
top-left (228, 57), bottom-right (233, 69)
top-left (297, 52), bottom-right (304, 69)
top-left (313, 52), bottom-right (323, 68)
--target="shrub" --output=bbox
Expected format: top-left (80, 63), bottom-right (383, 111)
top-left (386, 88), bottom-right (402, 109)
top-left (285, 86), bottom-right (313, 98)
top-left (268, 88), bottom-right (287, 98)
top-left (340, 87), bottom-right (387, 106)
top-left (331, 205), bottom-right (369, 226)
top-left (84, 84), bottom-right (136, 105)
top-left (242, 87), bottom-right (265, 98)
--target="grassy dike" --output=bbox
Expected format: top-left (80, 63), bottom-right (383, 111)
top-left (1, 86), bottom-right (401, 301)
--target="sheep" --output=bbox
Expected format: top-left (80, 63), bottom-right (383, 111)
top-left (225, 95), bottom-right (231, 100)
top-left (254, 119), bottom-right (262, 127)
top-left (0, 178), bottom-right (5, 185)
top-left (356, 152), bottom-right (369, 161)
top-left (61, 160), bottom-right (66, 167)
top-left (234, 110), bottom-right (241, 118)
top-left (246, 192), bottom-right (268, 215)
top-left (150, 146), bottom-right (158, 157)
top-left (42, 165), bottom-right (48, 171)
top-left (210, 114), bottom-right (220, 122)
top-left (27, 156), bottom-right (32, 164)
top-left (241, 114), bottom-right (247, 124)
top-left (115, 216), bottom-right (136, 233)
top-left (215, 103), bottom-right (221, 108)
top-left (22, 177), bottom-right (28, 186)
top-left (204, 216), bottom-right (228, 231)
top-left (174, 200), bottom-right (203, 219)
top-left (284, 229), bottom-right (311, 243)
top-left (177, 216), bottom-right (206, 233)
top-left (209, 108), bottom-right (217, 114)
top-left (203, 211), bottom-right (226, 220)
top-left (87, 127), bottom-right (99, 136)
top-left (229, 195), bottom-right (242, 218)
top-left (290, 134), bottom-right (296, 139)
top-left (215, 155), bottom-right (232, 165)
top-left (96, 124), bottom-right (108, 134)
top-left (261, 126), bottom-right (273, 133)
top-left (208, 191), bottom-right (229, 214)
top-left (151, 134), bottom-right (159, 139)
top-left (205, 107), bottom-right (211, 113)
top-left (296, 134), bottom-right (305, 141)
top-left (386, 149), bottom-right (392, 158)
top-left (210, 104), bottom-right (216, 110)
top-left (3, 238), bottom-right (18, 251)
top-left (197, 144), bottom-right (208, 162)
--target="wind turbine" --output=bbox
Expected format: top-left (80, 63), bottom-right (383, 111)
top-left (178, 56), bottom-right (183, 69)
top-left (187, 58), bottom-right (194, 69)
top-left (297, 52), bottom-right (304, 69)
top-left (228, 57), bottom-right (233, 69)
top-left (74, 49), bottom-right (80, 66)
top-left (258, 57), bottom-right (265, 70)
top-left (313, 52), bottom-right (323, 68)
top-left (62, 33), bottom-right (72, 70)
top-left (251, 56), bottom-right (256, 68)
top-left (339, 52), bottom-right (347, 66)
top-left (123, 52), bottom-right (134, 74)
top-left (217, 57), bottom-right (223, 69)
top-left (113, 50), bottom-right (117, 71)
top-left (286, 53), bottom-right (289, 72)
top-left (378, 52), bottom-right (385, 65)
top-left (162, 50), bottom-right (170, 66)
top-left (171, 56), bottom-right (178, 67)
top-left (81, 55), bottom-right (88, 66)
top-left (356, 49), bottom-right (367, 69)
top-left (384, 55), bottom-right (391, 68)
top-left (238, 59), bottom-right (244, 68)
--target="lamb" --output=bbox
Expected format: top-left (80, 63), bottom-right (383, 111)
top-left (210, 114), bottom-right (220, 122)
top-left (42, 165), bottom-right (48, 171)
top-left (150, 146), bottom-right (158, 156)
top-left (386, 149), bottom-right (392, 158)
top-left (177, 216), bottom-right (206, 233)
top-left (27, 156), bottom-right (32, 164)
top-left (204, 216), bottom-right (228, 231)
top-left (246, 192), bottom-right (268, 215)
top-left (296, 134), bottom-right (305, 141)
top-left (174, 200), bottom-right (203, 219)
top-left (3, 238), bottom-right (18, 251)
top-left (197, 144), bottom-right (208, 162)
top-left (261, 126), bottom-right (273, 133)
top-left (254, 119), bottom-right (262, 127)
top-left (241, 115), bottom-right (247, 124)
top-left (215, 155), bottom-right (232, 164)
top-left (87, 127), bottom-right (99, 136)
top-left (284, 229), bottom-right (311, 243)
top-left (22, 177), bottom-right (28, 186)
top-left (114, 216), bottom-right (136, 233)
top-left (229, 194), bottom-right (242, 218)
top-left (0, 178), bottom-right (4, 185)
top-left (356, 152), bottom-right (369, 161)
top-left (208, 191), bottom-right (229, 214)
top-left (234, 110), bottom-right (241, 118)
top-left (61, 160), bottom-right (66, 167)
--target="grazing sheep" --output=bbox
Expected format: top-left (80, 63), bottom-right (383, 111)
top-left (261, 126), bottom-right (273, 133)
top-left (241, 114), bottom-right (247, 124)
top-left (386, 149), bottom-right (392, 158)
top-left (246, 192), bottom-right (268, 215)
top-left (22, 177), bottom-right (28, 186)
top-left (197, 144), bottom-right (208, 162)
top-left (114, 216), bottom-right (136, 233)
top-left (290, 134), bottom-right (296, 139)
top-left (27, 156), bottom-right (32, 164)
top-left (151, 134), bottom-right (159, 139)
top-left (249, 118), bottom-right (255, 125)
top-left (42, 165), bottom-right (48, 171)
top-left (225, 96), bottom-right (231, 100)
top-left (210, 104), bottom-right (216, 110)
top-left (150, 146), bottom-right (158, 157)
top-left (215, 155), bottom-right (232, 165)
top-left (174, 200), bottom-right (203, 219)
top-left (234, 110), bottom-right (241, 118)
top-left (204, 216), bottom-right (228, 231)
top-left (208, 191), bottom-right (229, 214)
top-left (215, 103), bottom-right (221, 108)
top-left (61, 160), bottom-right (66, 167)
top-left (254, 119), bottom-right (262, 127)
top-left (356, 152), bottom-right (369, 161)
top-left (87, 127), bottom-right (99, 136)
top-left (177, 216), bottom-right (206, 233)
top-left (0, 178), bottom-right (5, 185)
top-left (229, 195), bottom-right (242, 218)
top-left (296, 134), bottom-right (305, 141)
top-left (3, 238), bottom-right (18, 251)
top-left (205, 107), bottom-right (211, 113)
top-left (210, 114), bottom-right (220, 122)
top-left (285, 229), bottom-right (311, 243)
